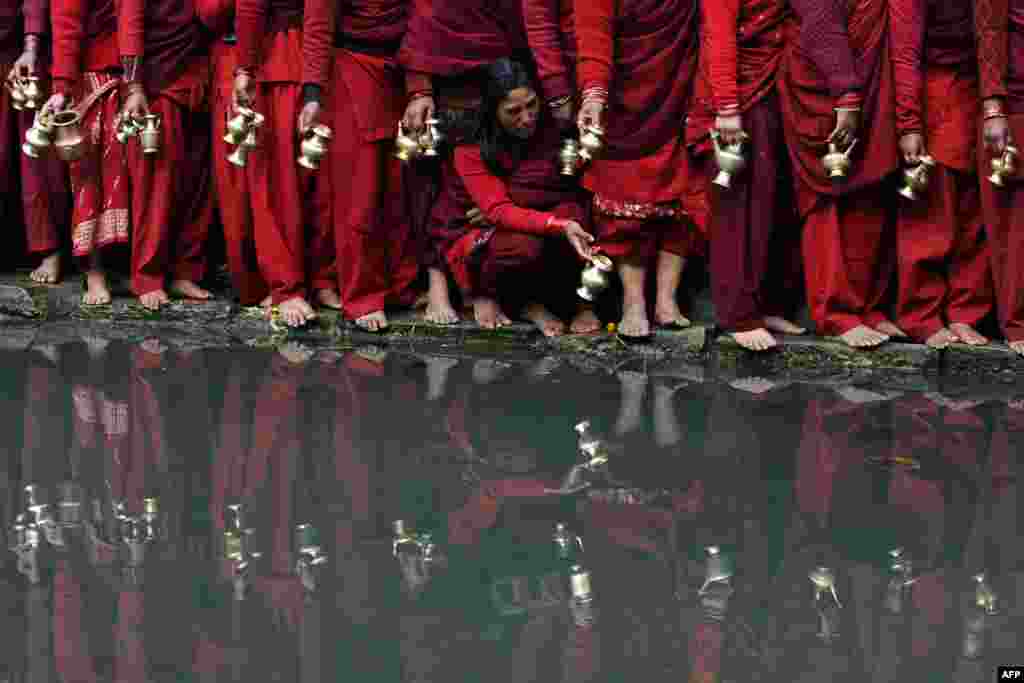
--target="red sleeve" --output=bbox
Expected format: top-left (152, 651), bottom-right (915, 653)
top-left (302, 0), bottom-right (333, 88)
top-left (236, 0), bottom-right (268, 72)
top-left (196, 0), bottom-right (235, 34)
top-left (975, 0), bottom-right (1009, 100)
top-left (117, 0), bottom-right (146, 58)
top-left (454, 146), bottom-right (559, 236)
top-left (524, 0), bottom-right (573, 102)
top-left (889, 0), bottom-right (924, 137)
top-left (50, 0), bottom-right (86, 91)
top-left (22, 0), bottom-right (48, 36)
top-left (574, 0), bottom-right (615, 93)
top-left (699, 0), bottom-right (740, 113)
top-left (789, 0), bottom-right (864, 100)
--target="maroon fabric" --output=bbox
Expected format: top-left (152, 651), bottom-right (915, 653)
top-left (337, 0), bottom-right (408, 53)
top-left (268, 0), bottom-right (303, 31)
top-left (1006, 0), bottom-right (1024, 110)
top-left (0, 3), bottom-right (20, 63)
top-left (88, 0), bottom-right (117, 40)
top-left (122, 0), bottom-right (206, 94)
top-left (397, 0), bottom-right (527, 77)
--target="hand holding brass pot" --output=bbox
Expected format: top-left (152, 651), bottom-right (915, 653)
top-left (898, 154), bottom-right (936, 200)
top-left (577, 253), bottom-right (614, 301)
top-left (578, 124), bottom-right (605, 163)
top-left (52, 109), bottom-right (85, 162)
top-left (139, 113), bottom-right (162, 155)
top-left (394, 121), bottom-right (421, 162)
top-left (710, 129), bottom-right (748, 189)
top-left (989, 144), bottom-right (1019, 186)
top-left (22, 109), bottom-right (54, 158)
top-left (228, 113), bottom-right (262, 167)
top-left (822, 138), bottom-right (858, 179)
top-left (297, 124), bottom-right (332, 170)
top-left (560, 138), bottom-right (583, 176)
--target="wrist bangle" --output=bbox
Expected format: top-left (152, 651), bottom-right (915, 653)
top-left (834, 107), bottom-right (861, 113)
top-left (985, 112), bottom-right (1009, 121)
top-left (548, 95), bottom-right (572, 109)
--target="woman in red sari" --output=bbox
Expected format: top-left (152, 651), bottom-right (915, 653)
top-left (424, 59), bottom-right (598, 337)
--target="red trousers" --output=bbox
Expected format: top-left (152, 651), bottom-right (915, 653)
top-left (0, 72), bottom-right (70, 255)
top-left (591, 212), bottom-right (695, 263)
top-left (708, 92), bottom-right (800, 331)
top-left (245, 82), bottom-right (333, 305)
top-left (475, 231), bottom-right (546, 300)
top-left (979, 113), bottom-right (1024, 342)
top-left (802, 187), bottom-right (894, 336)
top-left (67, 72), bottom-right (131, 258)
top-left (211, 40), bottom-right (266, 305)
top-left (127, 72), bottom-right (214, 295)
top-left (895, 165), bottom-right (993, 341)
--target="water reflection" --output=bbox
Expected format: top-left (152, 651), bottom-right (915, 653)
top-left (0, 341), bottom-right (1021, 681)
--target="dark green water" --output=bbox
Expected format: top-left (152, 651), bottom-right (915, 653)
top-left (0, 340), bottom-right (1020, 682)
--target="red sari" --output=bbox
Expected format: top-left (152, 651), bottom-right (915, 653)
top-left (891, 0), bottom-right (993, 342)
top-left (777, 0), bottom-right (900, 336)
top-left (574, 0), bottom-right (703, 261)
top-left (425, 118), bottom-right (585, 303)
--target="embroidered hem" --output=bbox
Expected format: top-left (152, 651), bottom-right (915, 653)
top-left (592, 194), bottom-right (685, 221)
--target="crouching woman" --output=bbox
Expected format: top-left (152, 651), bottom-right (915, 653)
top-left (423, 58), bottom-right (601, 337)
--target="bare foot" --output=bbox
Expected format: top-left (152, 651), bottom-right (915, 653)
top-left (30, 252), bottom-right (61, 284)
top-left (169, 279), bottom-right (212, 300)
top-left (523, 303), bottom-right (565, 338)
top-left (730, 328), bottom-right (778, 352)
top-left (764, 316), bottom-right (806, 335)
top-left (316, 289), bottom-right (343, 310)
top-left (570, 307), bottom-right (601, 334)
top-left (279, 297), bottom-right (317, 327)
top-left (1010, 340), bottom-right (1024, 357)
top-left (139, 289), bottom-right (170, 311)
top-left (424, 267), bottom-right (458, 324)
top-left (82, 271), bottom-right (112, 306)
top-left (654, 300), bottom-right (691, 328)
top-left (473, 297), bottom-right (511, 329)
top-left (925, 327), bottom-right (958, 349)
top-left (618, 301), bottom-right (650, 338)
top-left (873, 320), bottom-right (908, 339)
top-left (949, 323), bottom-right (988, 346)
top-left (839, 325), bottom-right (889, 349)
top-left (356, 310), bottom-right (389, 332)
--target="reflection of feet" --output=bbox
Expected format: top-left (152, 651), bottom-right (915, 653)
top-left (82, 334), bottom-right (110, 357)
top-left (278, 341), bottom-right (315, 365)
top-left (169, 279), bottom-right (212, 300)
top-left (527, 355), bottom-right (561, 381)
top-left (139, 289), bottom-right (170, 311)
top-left (30, 252), bottom-right (61, 284)
top-left (472, 358), bottom-right (511, 384)
top-left (33, 343), bottom-right (60, 365)
top-left (473, 297), bottom-right (511, 329)
top-left (654, 300), bottom-right (690, 328)
top-left (764, 316), bottom-right (806, 335)
top-left (729, 377), bottom-right (779, 395)
top-left (82, 271), bottom-right (112, 306)
top-left (619, 301), bottom-right (650, 338)
top-left (873, 320), bottom-right (907, 339)
top-left (423, 355), bottom-right (460, 400)
top-left (925, 327), bottom-right (958, 349)
top-left (279, 297), bottom-right (318, 327)
top-left (570, 307), bottom-right (601, 334)
top-left (839, 325), bottom-right (888, 348)
top-left (949, 323), bottom-right (988, 346)
top-left (614, 370), bottom-right (648, 436)
top-left (729, 328), bottom-right (777, 351)
top-left (356, 310), bottom-right (388, 332)
top-left (523, 303), bottom-right (565, 338)
top-left (260, 295), bottom-right (273, 309)
top-left (316, 288), bottom-right (343, 310)
top-left (1011, 340), bottom-right (1024, 357)
top-left (835, 386), bottom-right (894, 404)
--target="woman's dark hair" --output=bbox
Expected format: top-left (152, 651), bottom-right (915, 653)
top-left (478, 58), bottom-right (537, 176)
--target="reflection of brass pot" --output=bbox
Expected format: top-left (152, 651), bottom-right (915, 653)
top-left (21, 76), bottom-right (43, 109)
top-left (578, 124), bottom-right (605, 163)
top-left (809, 566), bottom-right (841, 607)
top-left (394, 121), bottom-right (421, 162)
top-left (897, 154), bottom-right (935, 201)
top-left (711, 130), bottom-right (747, 189)
top-left (139, 113), bottom-right (161, 155)
top-left (52, 110), bottom-right (85, 162)
top-left (577, 253), bottom-right (614, 301)
top-left (973, 573), bottom-right (998, 615)
top-left (989, 145), bottom-right (1019, 187)
top-left (560, 138), bottom-right (582, 176)
top-left (298, 124), bottom-right (332, 170)
top-left (419, 116), bottom-right (444, 157)
top-left (821, 139), bottom-right (857, 179)
top-left (22, 111), bottom-right (54, 158)
top-left (698, 546), bottom-right (734, 595)
top-left (224, 107), bottom-right (254, 146)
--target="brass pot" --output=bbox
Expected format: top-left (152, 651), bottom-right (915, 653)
top-left (115, 113), bottom-right (141, 144)
top-left (6, 77), bottom-right (27, 111)
top-left (897, 154), bottom-right (935, 201)
top-left (139, 113), bottom-right (161, 155)
top-left (227, 143), bottom-right (249, 168)
top-left (21, 76), bottom-right (42, 109)
top-left (821, 139), bottom-right (857, 179)
top-left (577, 253), bottom-right (613, 301)
top-left (711, 129), bottom-right (747, 189)
top-left (52, 109), bottom-right (85, 162)
top-left (298, 124), bottom-right (332, 170)
top-left (22, 110), bottom-right (54, 158)
top-left (394, 121), bottom-right (421, 162)
top-left (578, 124), bottom-right (605, 163)
top-left (989, 144), bottom-right (1019, 187)
top-left (224, 107), bottom-right (254, 146)
top-left (418, 116), bottom-right (445, 157)
top-left (559, 138), bottom-right (583, 176)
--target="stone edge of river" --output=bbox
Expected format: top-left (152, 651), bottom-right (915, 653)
top-left (2, 274), bottom-right (1022, 386)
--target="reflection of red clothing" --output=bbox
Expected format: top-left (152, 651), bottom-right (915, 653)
top-left (54, 562), bottom-right (99, 683)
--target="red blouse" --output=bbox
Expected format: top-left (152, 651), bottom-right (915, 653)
top-left (975, 0), bottom-right (1008, 100)
top-left (51, 0), bottom-right (119, 92)
top-left (236, 0), bottom-right (333, 87)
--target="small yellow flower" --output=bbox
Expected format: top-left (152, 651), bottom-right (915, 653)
top-left (606, 322), bottom-right (616, 333)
